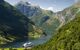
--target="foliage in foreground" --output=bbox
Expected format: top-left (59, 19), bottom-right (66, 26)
top-left (32, 11), bottom-right (80, 50)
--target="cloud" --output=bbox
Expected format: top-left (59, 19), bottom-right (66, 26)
top-left (47, 7), bottom-right (54, 11)
top-left (75, 0), bottom-right (79, 3)
top-left (40, 7), bottom-right (53, 11)
top-left (41, 7), bottom-right (59, 12)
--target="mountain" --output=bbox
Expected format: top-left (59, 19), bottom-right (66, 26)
top-left (32, 2), bottom-right (80, 50)
top-left (15, 1), bottom-right (42, 18)
top-left (15, 1), bottom-right (61, 34)
top-left (0, 0), bottom-right (80, 49)
top-left (55, 3), bottom-right (80, 29)
top-left (0, 0), bottom-right (36, 44)
top-left (16, 1), bottom-right (80, 35)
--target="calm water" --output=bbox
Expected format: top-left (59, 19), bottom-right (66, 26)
top-left (0, 33), bottom-right (53, 48)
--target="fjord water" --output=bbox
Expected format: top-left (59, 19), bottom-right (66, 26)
top-left (0, 33), bottom-right (53, 48)
top-left (1, 0), bottom-right (80, 49)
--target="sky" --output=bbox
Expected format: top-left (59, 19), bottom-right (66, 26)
top-left (5, 0), bottom-right (76, 12)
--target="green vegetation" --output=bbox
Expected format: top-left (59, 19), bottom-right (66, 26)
top-left (0, 1), bottom-right (44, 44)
top-left (0, 0), bottom-right (80, 49)
top-left (16, 2), bottom-right (61, 34)
top-left (28, 26), bottom-right (43, 40)
top-left (0, 1), bottom-right (34, 44)
top-left (32, 10), bottom-right (80, 50)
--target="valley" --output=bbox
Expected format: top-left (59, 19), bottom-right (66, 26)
top-left (0, 0), bottom-right (80, 50)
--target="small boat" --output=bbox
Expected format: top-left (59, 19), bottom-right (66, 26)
top-left (22, 42), bottom-right (33, 48)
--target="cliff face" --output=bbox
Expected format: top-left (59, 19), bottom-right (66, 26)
top-left (15, 1), bottom-right (80, 35)
top-left (16, 1), bottom-right (61, 34)
top-left (0, 0), bottom-right (45, 45)
top-left (0, 1), bottom-right (34, 44)
top-left (32, 2), bottom-right (80, 50)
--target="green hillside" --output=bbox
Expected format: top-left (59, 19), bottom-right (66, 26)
top-left (16, 1), bottom-right (61, 34)
top-left (32, 8), bottom-right (80, 50)
top-left (0, 0), bottom-right (45, 45)
top-left (0, 1), bottom-right (34, 44)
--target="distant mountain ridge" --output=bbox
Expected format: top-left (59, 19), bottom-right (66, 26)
top-left (15, 1), bottom-right (80, 34)
top-left (32, 2), bottom-right (80, 50)
top-left (16, 1), bottom-right (42, 18)
top-left (0, 0), bottom-right (80, 49)
top-left (16, 1), bottom-right (61, 34)
top-left (0, 0), bottom-right (38, 44)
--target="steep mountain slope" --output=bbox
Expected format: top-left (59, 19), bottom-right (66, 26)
top-left (32, 3), bottom-right (80, 50)
top-left (16, 1), bottom-right (42, 18)
top-left (0, 0), bottom-right (35, 44)
top-left (16, 1), bottom-right (61, 34)
top-left (55, 3), bottom-right (80, 29)
top-left (15, 1), bottom-right (80, 34)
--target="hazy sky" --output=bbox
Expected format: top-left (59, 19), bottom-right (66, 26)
top-left (5, 0), bottom-right (76, 12)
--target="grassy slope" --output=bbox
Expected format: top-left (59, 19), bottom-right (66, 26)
top-left (32, 9), bottom-right (80, 50)
top-left (0, 1), bottom-right (33, 44)
top-left (16, 2), bottom-right (61, 34)
top-left (0, 1), bottom-right (43, 44)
